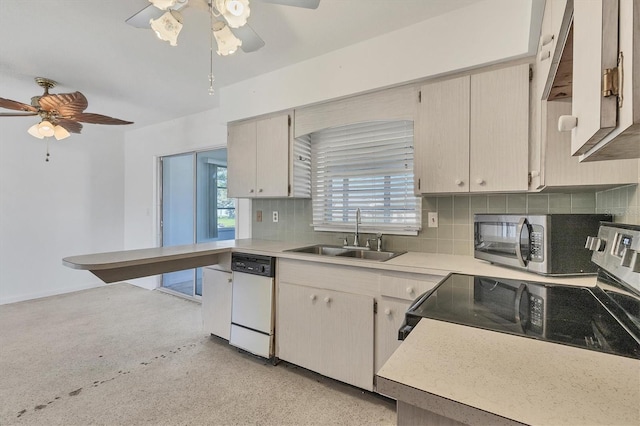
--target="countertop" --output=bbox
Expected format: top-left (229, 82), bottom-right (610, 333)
top-left (63, 238), bottom-right (597, 286)
top-left (377, 319), bottom-right (640, 426)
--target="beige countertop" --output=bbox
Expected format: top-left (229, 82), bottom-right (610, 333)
top-left (63, 238), bottom-right (597, 286)
top-left (377, 319), bottom-right (640, 426)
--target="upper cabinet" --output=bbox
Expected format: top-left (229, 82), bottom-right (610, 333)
top-left (414, 63), bottom-right (530, 194)
top-left (228, 112), bottom-right (309, 198)
top-left (543, 0), bottom-right (640, 161)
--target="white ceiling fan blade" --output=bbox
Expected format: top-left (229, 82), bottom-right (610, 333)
top-left (231, 24), bottom-right (266, 52)
top-left (125, 5), bottom-right (164, 28)
top-left (260, 0), bottom-right (320, 9)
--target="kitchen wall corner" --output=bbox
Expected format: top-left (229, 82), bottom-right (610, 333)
top-left (596, 184), bottom-right (639, 225)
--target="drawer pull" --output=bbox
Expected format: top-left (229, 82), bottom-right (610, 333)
top-left (310, 294), bottom-right (316, 301)
top-left (406, 287), bottom-right (414, 295)
top-left (384, 308), bottom-right (392, 316)
top-left (324, 296), bottom-right (331, 304)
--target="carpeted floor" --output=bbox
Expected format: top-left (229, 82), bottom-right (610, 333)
top-left (0, 283), bottom-right (395, 425)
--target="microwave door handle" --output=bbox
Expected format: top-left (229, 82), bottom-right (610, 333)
top-left (515, 218), bottom-right (528, 267)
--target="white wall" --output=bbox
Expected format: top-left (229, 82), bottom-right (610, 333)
top-left (0, 87), bottom-right (125, 304)
top-left (123, 109), bottom-right (228, 289)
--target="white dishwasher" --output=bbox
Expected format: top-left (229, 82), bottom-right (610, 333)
top-left (229, 253), bottom-right (276, 359)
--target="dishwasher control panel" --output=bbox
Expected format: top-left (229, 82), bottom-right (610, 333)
top-left (231, 253), bottom-right (276, 277)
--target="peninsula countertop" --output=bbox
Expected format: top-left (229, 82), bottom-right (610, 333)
top-left (63, 238), bottom-right (597, 286)
top-left (376, 319), bottom-right (640, 426)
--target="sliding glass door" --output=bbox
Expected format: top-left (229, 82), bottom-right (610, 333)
top-left (160, 149), bottom-right (234, 297)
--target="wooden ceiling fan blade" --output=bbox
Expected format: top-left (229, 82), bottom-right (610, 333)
top-left (0, 97), bottom-right (38, 112)
top-left (232, 24), bottom-right (266, 53)
top-left (260, 0), bottom-right (320, 9)
top-left (0, 112), bottom-right (38, 117)
top-left (72, 113), bottom-right (134, 125)
top-left (39, 92), bottom-right (88, 116)
top-left (56, 119), bottom-right (83, 134)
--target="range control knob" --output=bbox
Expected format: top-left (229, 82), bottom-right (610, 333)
top-left (585, 236), bottom-right (606, 252)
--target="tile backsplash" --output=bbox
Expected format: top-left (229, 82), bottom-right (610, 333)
top-left (252, 186), bottom-right (638, 256)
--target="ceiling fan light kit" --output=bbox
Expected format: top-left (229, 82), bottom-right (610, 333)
top-left (213, 21), bottom-right (242, 55)
top-left (149, 0), bottom-right (180, 10)
top-left (150, 10), bottom-right (184, 46)
top-left (214, 0), bottom-right (250, 28)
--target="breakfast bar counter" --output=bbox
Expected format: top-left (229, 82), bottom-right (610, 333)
top-left (376, 319), bottom-right (640, 426)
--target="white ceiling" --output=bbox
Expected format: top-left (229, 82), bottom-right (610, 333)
top-left (0, 0), bottom-right (493, 128)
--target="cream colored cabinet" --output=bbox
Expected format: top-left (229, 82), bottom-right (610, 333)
top-left (375, 272), bottom-right (441, 373)
top-left (278, 281), bottom-right (375, 390)
top-left (530, 99), bottom-right (638, 190)
top-left (557, 0), bottom-right (640, 161)
top-left (227, 113), bottom-right (291, 198)
top-left (202, 267), bottom-right (232, 340)
top-left (415, 63), bottom-right (529, 194)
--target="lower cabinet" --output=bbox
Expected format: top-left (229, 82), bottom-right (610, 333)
top-left (278, 281), bottom-right (375, 391)
top-left (375, 297), bottom-right (412, 374)
top-left (202, 267), bottom-right (232, 340)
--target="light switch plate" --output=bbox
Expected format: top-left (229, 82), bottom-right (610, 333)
top-left (256, 210), bottom-right (262, 222)
top-left (272, 211), bottom-right (279, 223)
top-left (428, 212), bottom-right (438, 228)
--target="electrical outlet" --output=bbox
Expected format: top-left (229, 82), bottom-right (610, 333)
top-left (272, 211), bottom-right (279, 223)
top-left (428, 212), bottom-right (438, 228)
top-left (256, 210), bottom-right (262, 222)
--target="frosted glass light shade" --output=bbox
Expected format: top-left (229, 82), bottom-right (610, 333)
top-left (215, 0), bottom-right (250, 28)
top-left (38, 120), bottom-right (55, 137)
top-left (150, 10), bottom-right (183, 46)
top-left (213, 22), bottom-right (242, 55)
top-left (149, 0), bottom-right (178, 10)
top-left (53, 125), bottom-right (70, 140)
top-left (27, 123), bottom-right (45, 139)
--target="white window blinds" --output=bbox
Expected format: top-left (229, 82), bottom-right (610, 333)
top-left (311, 120), bottom-right (421, 234)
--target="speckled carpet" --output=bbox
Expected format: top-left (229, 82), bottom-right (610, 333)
top-left (0, 283), bottom-right (395, 425)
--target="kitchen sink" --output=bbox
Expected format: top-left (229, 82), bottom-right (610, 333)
top-left (285, 244), bottom-right (405, 262)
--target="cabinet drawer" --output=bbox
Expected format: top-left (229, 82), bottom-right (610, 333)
top-left (379, 273), bottom-right (441, 301)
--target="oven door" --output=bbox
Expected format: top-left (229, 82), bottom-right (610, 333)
top-left (474, 214), bottom-right (532, 270)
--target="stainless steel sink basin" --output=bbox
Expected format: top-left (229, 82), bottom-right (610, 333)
top-left (285, 244), bottom-right (405, 262)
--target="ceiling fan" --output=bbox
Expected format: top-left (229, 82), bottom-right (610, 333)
top-left (126, 0), bottom-right (321, 53)
top-left (0, 77), bottom-right (133, 160)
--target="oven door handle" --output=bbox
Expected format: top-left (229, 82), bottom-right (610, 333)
top-left (515, 217), bottom-right (529, 267)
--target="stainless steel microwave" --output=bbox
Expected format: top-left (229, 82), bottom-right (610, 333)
top-left (473, 214), bottom-right (611, 276)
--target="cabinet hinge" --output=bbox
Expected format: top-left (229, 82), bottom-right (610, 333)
top-left (529, 66), bottom-right (533, 82)
top-left (288, 184), bottom-right (291, 195)
top-left (373, 300), bottom-right (377, 314)
top-left (418, 178), bottom-right (421, 190)
top-left (603, 52), bottom-right (623, 108)
top-left (288, 115), bottom-right (292, 126)
top-left (418, 90), bottom-right (422, 103)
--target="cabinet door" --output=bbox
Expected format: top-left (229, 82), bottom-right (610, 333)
top-left (277, 282), bottom-right (322, 373)
top-left (202, 268), bottom-right (232, 340)
top-left (227, 120), bottom-right (257, 198)
top-left (415, 76), bottom-right (470, 193)
top-left (320, 288), bottom-right (374, 391)
top-left (375, 298), bottom-right (410, 374)
top-left (256, 114), bottom-right (290, 197)
top-left (470, 64), bottom-right (530, 192)
top-left (570, 0), bottom-right (619, 155)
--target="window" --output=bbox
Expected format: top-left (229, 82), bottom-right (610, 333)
top-left (310, 120), bottom-right (421, 235)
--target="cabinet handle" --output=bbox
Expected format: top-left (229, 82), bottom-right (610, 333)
top-left (406, 287), bottom-right (414, 295)
top-left (324, 296), bottom-right (331, 304)
top-left (540, 33), bottom-right (554, 46)
top-left (249, 189), bottom-right (254, 193)
top-left (538, 50), bottom-right (551, 61)
top-left (310, 294), bottom-right (317, 301)
top-left (530, 170), bottom-right (540, 178)
top-left (475, 178), bottom-right (485, 185)
top-left (454, 179), bottom-right (464, 186)
top-left (558, 115), bottom-right (578, 132)
top-left (258, 188), bottom-right (263, 193)
top-left (227, 278), bottom-right (232, 283)
top-left (384, 308), bottom-right (392, 316)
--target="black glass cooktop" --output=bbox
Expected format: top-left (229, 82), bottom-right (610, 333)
top-left (401, 272), bottom-right (640, 359)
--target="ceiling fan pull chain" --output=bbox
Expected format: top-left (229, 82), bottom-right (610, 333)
top-left (208, 2), bottom-right (215, 95)
top-left (45, 139), bottom-right (50, 162)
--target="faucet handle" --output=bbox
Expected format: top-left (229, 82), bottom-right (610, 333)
top-left (339, 236), bottom-right (348, 246)
top-left (365, 239), bottom-right (371, 249)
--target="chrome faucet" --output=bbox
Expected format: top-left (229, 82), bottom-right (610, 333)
top-left (353, 208), bottom-right (361, 247)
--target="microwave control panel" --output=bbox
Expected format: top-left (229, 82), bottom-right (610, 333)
top-left (530, 225), bottom-right (544, 262)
